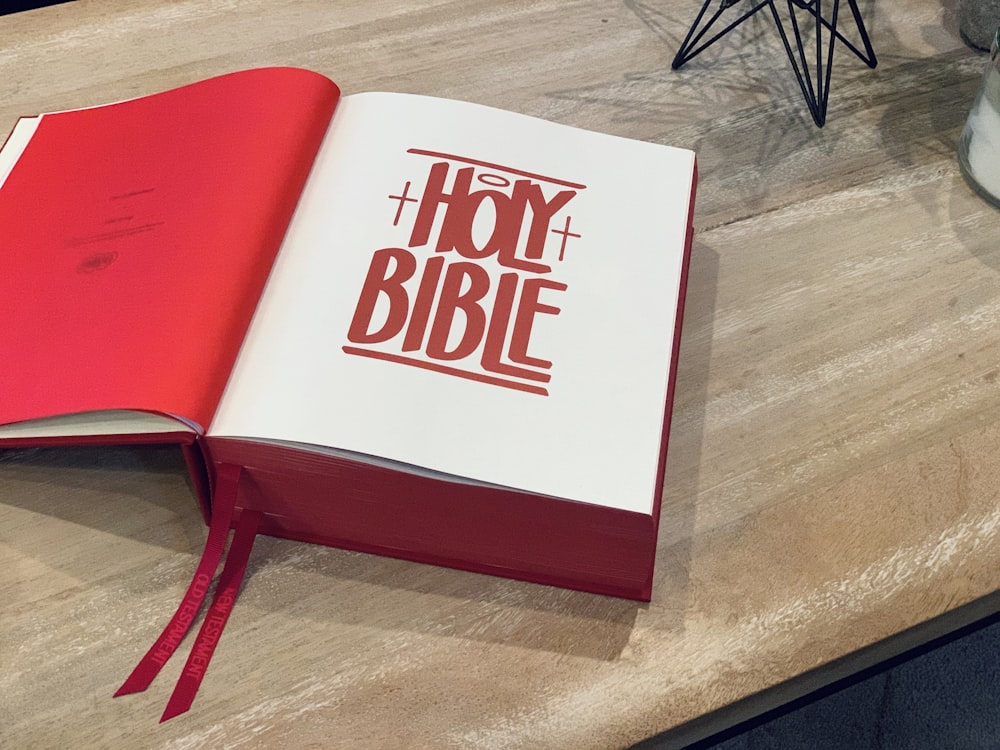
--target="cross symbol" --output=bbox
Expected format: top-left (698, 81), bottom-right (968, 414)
top-left (550, 215), bottom-right (581, 261)
top-left (388, 181), bottom-right (419, 226)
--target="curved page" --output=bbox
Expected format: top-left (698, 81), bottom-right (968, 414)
top-left (0, 68), bottom-right (339, 432)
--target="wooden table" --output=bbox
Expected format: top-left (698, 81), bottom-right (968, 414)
top-left (3, 1), bottom-right (1000, 747)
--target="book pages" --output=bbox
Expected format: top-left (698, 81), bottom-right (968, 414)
top-left (211, 92), bottom-right (694, 515)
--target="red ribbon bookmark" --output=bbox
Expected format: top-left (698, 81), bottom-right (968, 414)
top-left (161, 508), bottom-right (262, 721)
top-left (115, 462), bottom-right (262, 720)
top-left (114, 463), bottom-right (244, 698)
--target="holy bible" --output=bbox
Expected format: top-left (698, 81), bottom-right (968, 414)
top-left (0, 67), bottom-right (696, 716)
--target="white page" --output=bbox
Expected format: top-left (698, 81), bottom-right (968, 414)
top-left (0, 117), bottom-right (40, 191)
top-left (0, 410), bottom-right (193, 439)
top-left (210, 92), bottom-right (694, 515)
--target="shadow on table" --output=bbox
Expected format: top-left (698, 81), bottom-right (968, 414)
top-left (649, 242), bottom-right (719, 635)
top-left (1, 442), bottom-right (644, 660)
top-left (0, 442), bottom-right (206, 552)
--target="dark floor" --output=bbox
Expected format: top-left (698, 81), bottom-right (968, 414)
top-left (0, 0), bottom-right (73, 16)
top-left (640, 612), bottom-right (1000, 750)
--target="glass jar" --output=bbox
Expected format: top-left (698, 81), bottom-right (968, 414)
top-left (958, 27), bottom-right (1000, 208)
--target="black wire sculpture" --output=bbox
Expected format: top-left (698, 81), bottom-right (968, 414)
top-left (672, 0), bottom-right (877, 126)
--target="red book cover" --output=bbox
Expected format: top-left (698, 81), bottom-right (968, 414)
top-left (1, 70), bottom-right (696, 603)
top-left (0, 68), bottom-right (338, 434)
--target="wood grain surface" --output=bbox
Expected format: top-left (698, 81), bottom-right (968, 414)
top-left (3, 1), bottom-right (1000, 748)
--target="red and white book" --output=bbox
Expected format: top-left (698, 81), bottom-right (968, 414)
top-left (0, 67), bottom-right (697, 604)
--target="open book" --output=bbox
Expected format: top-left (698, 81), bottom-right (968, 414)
top-left (1, 68), bottom-right (695, 612)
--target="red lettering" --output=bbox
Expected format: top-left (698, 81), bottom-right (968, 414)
top-left (407, 162), bottom-right (562, 273)
top-left (426, 262), bottom-right (490, 360)
top-left (509, 278), bottom-right (567, 370)
top-left (439, 186), bottom-right (518, 261)
top-left (517, 181), bottom-right (575, 260)
top-left (349, 158), bottom-right (577, 392)
top-left (409, 162), bottom-right (472, 250)
top-left (347, 247), bottom-right (416, 344)
top-left (402, 255), bottom-right (445, 352)
top-left (480, 273), bottom-right (550, 382)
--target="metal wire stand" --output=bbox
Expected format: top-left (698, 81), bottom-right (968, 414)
top-left (672, 0), bottom-right (877, 126)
